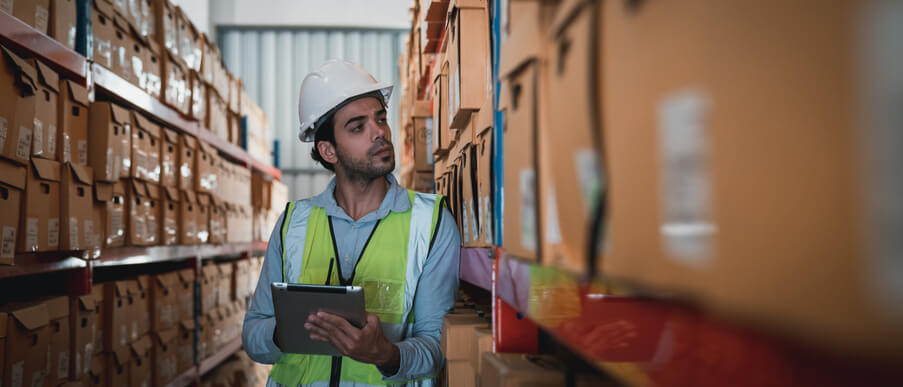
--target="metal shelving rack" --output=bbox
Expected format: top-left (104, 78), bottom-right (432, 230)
top-left (0, 7), bottom-right (273, 385)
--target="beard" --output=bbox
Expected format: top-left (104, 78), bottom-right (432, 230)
top-left (335, 138), bottom-right (396, 181)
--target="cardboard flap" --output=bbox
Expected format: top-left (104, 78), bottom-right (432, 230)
top-left (112, 180), bottom-right (126, 195)
top-left (69, 163), bottom-right (94, 185)
top-left (154, 273), bottom-right (174, 291)
top-left (197, 140), bottom-right (216, 155)
top-left (45, 296), bottom-right (69, 320)
top-left (179, 319), bottom-right (195, 331)
top-left (181, 135), bottom-right (197, 149)
top-left (111, 345), bottom-right (129, 365)
top-left (31, 158), bottom-right (61, 182)
top-left (93, 0), bottom-right (113, 18)
top-left (64, 80), bottom-right (90, 106)
top-left (136, 275), bottom-right (150, 292)
top-left (163, 186), bottom-right (180, 201)
top-left (1, 46), bottom-right (37, 92)
top-left (163, 128), bottom-right (179, 144)
top-left (0, 159), bottom-right (27, 190)
top-left (147, 39), bottom-right (161, 55)
top-left (94, 182), bottom-right (114, 202)
top-left (10, 303), bottom-right (49, 330)
top-left (165, 50), bottom-right (184, 69)
top-left (177, 268), bottom-right (194, 283)
top-left (112, 14), bottom-right (130, 32)
top-left (130, 335), bottom-right (152, 358)
top-left (217, 263), bottom-right (233, 275)
top-left (130, 180), bottom-right (149, 197)
top-left (109, 104), bottom-right (131, 125)
top-left (77, 295), bottom-right (97, 312)
top-left (155, 327), bottom-right (178, 345)
top-left (181, 190), bottom-right (196, 203)
top-left (201, 265), bottom-right (218, 280)
top-left (476, 95), bottom-right (494, 134)
top-left (549, 0), bottom-right (587, 37)
top-left (145, 183), bottom-right (161, 200)
top-left (114, 281), bottom-right (131, 297)
top-left (32, 59), bottom-right (60, 92)
top-left (498, 3), bottom-right (543, 78)
top-left (197, 193), bottom-right (210, 206)
top-left (132, 112), bottom-right (161, 138)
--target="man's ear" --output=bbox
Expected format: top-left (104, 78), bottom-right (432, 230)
top-left (318, 141), bottom-right (338, 164)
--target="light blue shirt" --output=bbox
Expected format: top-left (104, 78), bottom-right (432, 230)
top-left (242, 174), bottom-right (461, 383)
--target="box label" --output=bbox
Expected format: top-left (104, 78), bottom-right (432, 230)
top-left (58, 351), bottom-right (69, 378)
top-left (48, 218), bottom-right (60, 247)
top-left (426, 118), bottom-right (435, 166)
top-left (135, 217), bottom-right (146, 243)
top-left (0, 0), bottom-right (12, 13)
top-left (461, 202), bottom-right (471, 243)
top-left (576, 149), bottom-right (603, 213)
top-left (149, 153), bottom-right (159, 182)
top-left (520, 168), bottom-right (537, 252)
top-left (146, 215), bottom-right (156, 243)
top-left (1, 226), bottom-right (15, 258)
top-left (26, 218), bottom-right (39, 251)
top-left (32, 119), bottom-right (43, 156)
top-left (35, 5), bottom-right (49, 32)
top-left (0, 116), bottom-right (7, 152)
top-left (112, 207), bottom-right (124, 238)
top-left (69, 217), bottom-right (79, 249)
top-left (136, 149), bottom-right (147, 179)
top-left (62, 134), bottom-right (70, 163)
top-left (120, 135), bottom-right (130, 177)
top-left (657, 89), bottom-right (715, 267)
top-left (10, 361), bottom-right (22, 387)
top-left (67, 26), bottom-right (76, 49)
top-left (16, 126), bottom-right (32, 160)
top-left (544, 188), bottom-right (562, 245)
top-left (105, 148), bottom-right (114, 180)
top-left (47, 125), bottom-right (56, 156)
top-left (84, 219), bottom-right (94, 247)
top-left (78, 140), bottom-right (88, 165)
top-left (120, 324), bottom-right (127, 345)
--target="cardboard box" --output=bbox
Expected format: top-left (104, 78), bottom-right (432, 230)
top-left (29, 59), bottom-right (60, 161)
top-left (131, 111), bottom-right (161, 183)
top-left (178, 190), bottom-right (197, 244)
top-left (103, 281), bottom-right (133, 352)
top-left (470, 327), bottom-right (492, 376)
top-left (57, 80), bottom-right (89, 165)
top-left (8, 0), bottom-right (50, 34)
top-left (196, 192), bottom-right (210, 243)
top-left (88, 102), bottom-right (130, 182)
top-left (159, 186), bottom-right (179, 245)
top-left (412, 101), bottom-right (434, 172)
top-left (480, 353), bottom-right (565, 387)
top-left (174, 269), bottom-right (194, 323)
top-left (129, 335), bottom-right (152, 387)
top-left (441, 313), bottom-right (488, 361)
top-left (0, 160), bottom-right (26, 263)
top-left (177, 134), bottom-right (196, 191)
top-left (155, 0), bottom-right (178, 58)
top-left (446, 2), bottom-right (490, 130)
top-left (95, 180), bottom-right (126, 248)
top-left (444, 361), bottom-right (475, 387)
top-left (126, 26), bottom-right (149, 91)
top-left (160, 128), bottom-right (178, 188)
top-left (217, 262), bottom-right (233, 306)
top-left (163, 50), bottom-right (189, 114)
top-left (109, 0), bottom-right (127, 19)
top-left (145, 183), bottom-right (162, 245)
top-left (1, 302), bottom-right (50, 387)
top-left (175, 320), bottom-right (193, 375)
top-left (111, 15), bottom-right (136, 84)
top-left (84, 354), bottom-right (104, 386)
top-left (228, 111), bottom-right (240, 146)
top-left (208, 195), bottom-right (226, 244)
top-left (69, 294), bottom-right (98, 381)
top-left (150, 327), bottom-right (178, 387)
top-left (134, 277), bottom-right (151, 339)
top-left (200, 264), bottom-right (218, 312)
top-left (106, 346), bottom-right (130, 387)
top-left (195, 141), bottom-right (217, 193)
top-left (43, 296), bottom-right (69, 386)
top-left (206, 86), bottom-right (228, 140)
top-left (431, 61), bottom-right (450, 156)
top-left (18, 158), bottom-right (61, 253)
top-left (61, 163), bottom-right (100, 251)
top-left (144, 39), bottom-right (163, 98)
top-left (0, 46), bottom-right (38, 166)
top-left (127, 0), bottom-right (155, 39)
top-left (175, 6), bottom-right (201, 72)
top-left (125, 180), bottom-right (149, 246)
top-left (189, 70), bottom-right (206, 122)
top-left (149, 272), bottom-right (178, 332)
top-left (91, 0), bottom-right (115, 70)
top-left (473, 101), bottom-right (493, 247)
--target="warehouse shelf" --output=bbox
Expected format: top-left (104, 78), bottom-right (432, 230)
top-left (0, 253), bottom-right (88, 279)
top-left (0, 9), bottom-right (89, 84)
top-left (199, 337), bottom-right (243, 376)
top-left (94, 242), bottom-right (268, 267)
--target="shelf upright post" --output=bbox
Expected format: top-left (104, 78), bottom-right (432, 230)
top-left (75, 0), bottom-right (93, 59)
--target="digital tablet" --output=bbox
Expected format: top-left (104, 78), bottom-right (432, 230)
top-left (271, 282), bottom-right (366, 356)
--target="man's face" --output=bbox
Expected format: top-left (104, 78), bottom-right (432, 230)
top-left (329, 96), bottom-right (395, 179)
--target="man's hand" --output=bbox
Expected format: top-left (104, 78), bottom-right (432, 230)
top-left (305, 312), bottom-right (401, 375)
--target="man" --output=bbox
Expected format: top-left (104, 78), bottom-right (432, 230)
top-left (242, 60), bottom-right (460, 387)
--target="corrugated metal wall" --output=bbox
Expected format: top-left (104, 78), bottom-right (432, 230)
top-left (219, 28), bottom-right (407, 200)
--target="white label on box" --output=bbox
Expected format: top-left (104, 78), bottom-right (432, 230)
top-left (32, 119), bottom-right (43, 156)
top-left (146, 215), bottom-right (156, 243)
top-left (74, 352), bottom-right (80, 378)
top-left (426, 118), bottom-right (435, 165)
top-left (105, 148), bottom-right (114, 180)
top-left (30, 369), bottom-right (44, 387)
top-left (0, 0), bottom-right (12, 13)
top-left (35, 5), bottom-right (49, 32)
top-left (84, 219), bottom-right (94, 245)
top-left (544, 188), bottom-right (562, 245)
top-left (149, 153), bottom-right (159, 182)
top-left (16, 126), bottom-right (32, 160)
top-left (131, 320), bottom-right (137, 340)
top-left (135, 217), bottom-right (146, 242)
top-left (26, 218), bottom-right (39, 251)
top-left (576, 149), bottom-right (603, 213)
top-left (482, 195), bottom-right (493, 243)
top-left (120, 135), bottom-right (130, 176)
top-left (462, 201), bottom-right (471, 243)
top-left (136, 149), bottom-right (147, 179)
top-left (77, 140), bottom-right (88, 165)
top-left (519, 168), bottom-right (537, 252)
top-left (10, 360), bottom-right (23, 387)
top-left (58, 351), bottom-right (68, 378)
top-left (62, 134), bottom-right (70, 163)
top-left (112, 208), bottom-right (124, 237)
top-left (120, 325), bottom-right (127, 345)
top-left (69, 217), bottom-right (79, 250)
top-left (658, 89), bottom-right (715, 267)
top-left (469, 202), bottom-right (479, 244)
top-left (47, 125), bottom-right (56, 156)
top-left (1, 226), bottom-right (15, 258)
top-left (860, 1), bottom-right (903, 312)
top-left (0, 116), bottom-right (7, 152)
top-left (48, 218), bottom-right (59, 247)
top-left (67, 26), bottom-right (76, 49)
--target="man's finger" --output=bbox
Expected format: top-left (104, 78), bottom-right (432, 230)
top-left (307, 314), bottom-right (344, 337)
top-left (317, 312), bottom-right (358, 335)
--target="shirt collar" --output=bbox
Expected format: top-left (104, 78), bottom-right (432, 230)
top-left (310, 174), bottom-right (411, 222)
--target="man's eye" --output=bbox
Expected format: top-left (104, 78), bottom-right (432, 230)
top-left (351, 126), bottom-right (363, 132)
top-left (377, 118), bottom-right (387, 124)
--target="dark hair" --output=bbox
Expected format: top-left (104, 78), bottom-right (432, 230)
top-left (309, 91), bottom-right (387, 172)
top-left (310, 113), bottom-right (336, 172)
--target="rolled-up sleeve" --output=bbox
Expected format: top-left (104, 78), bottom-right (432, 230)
top-left (242, 211), bottom-right (286, 364)
top-left (382, 207), bottom-right (460, 382)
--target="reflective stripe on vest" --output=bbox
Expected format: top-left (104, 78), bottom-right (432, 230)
top-left (270, 190), bottom-right (443, 387)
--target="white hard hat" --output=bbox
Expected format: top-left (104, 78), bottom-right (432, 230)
top-left (297, 60), bottom-right (393, 142)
